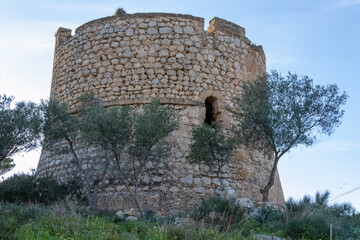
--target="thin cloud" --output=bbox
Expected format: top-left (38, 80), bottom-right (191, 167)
top-left (35, 1), bottom-right (114, 13)
top-left (322, 0), bottom-right (360, 12)
top-left (0, 36), bottom-right (53, 53)
top-left (292, 140), bottom-right (360, 153)
top-left (0, 20), bottom-right (78, 54)
top-left (267, 55), bottom-right (300, 67)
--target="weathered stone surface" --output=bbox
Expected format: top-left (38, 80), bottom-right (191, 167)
top-left (159, 27), bottom-right (172, 34)
top-left (236, 198), bottom-right (255, 209)
top-left (83, 42), bottom-right (91, 50)
top-left (124, 208), bottom-right (136, 217)
top-left (116, 210), bottom-right (124, 219)
top-left (183, 26), bottom-right (195, 34)
top-left (147, 27), bottom-right (158, 34)
top-left (254, 234), bottom-right (285, 240)
top-left (180, 175), bottom-right (193, 184)
top-left (125, 216), bottom-right (138, 221)
top-left (37, 13), bottom-right (284, 215)
top-left (125, 29), bottom-right (134, 36)
top-left (223, 187), bottom-right (237, 199)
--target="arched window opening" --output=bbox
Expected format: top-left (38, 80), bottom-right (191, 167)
top-left (204, 96), bottom-right (217, 126)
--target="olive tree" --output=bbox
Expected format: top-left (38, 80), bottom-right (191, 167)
top-left (232, 71), bottom-right (348, 202)
top-left (188, 122), bottom-right (236, 192)
top-left (41, 99), bottom-right (109, 211)
top-left (0, 95), bottom-right (42, 175)
top-left (80, 96), bottom-right (177, 216)
top-left (129, 99), bottom-right (177, 214)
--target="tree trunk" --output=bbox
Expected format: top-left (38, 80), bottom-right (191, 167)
top-left (88, 191), bottom-right (98, 212)
top-left (66, 138), bottom-right (98, 210)
top-left (260, 156), bottom-right (280, 202)
top-left (216, 171), bottom-right (224, 196)
top-left (84, 171), bottom-right (98, 211)
top-left (123, 182), bottom-right (143, 217)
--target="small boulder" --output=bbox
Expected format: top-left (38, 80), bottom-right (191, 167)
top-left (174, 217), bottom-right (196, 229)
top-left (254, 234), bottom-right (285, 240)
top-left (115, 210), bottom-right (124, 219)
top-left (124, 208), bottom-right (136, 217)
top-left (256, 202), bottom-right (285, 211)
top-left (125, 216), bottom-right (138, 221)
top-left (223, 187), bottom-right (238, 199)
top-left (236, 198), bottom-right (255, 209)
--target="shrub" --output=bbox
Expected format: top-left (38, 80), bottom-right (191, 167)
top-left (253, 205), bottom-right (284, 225)
top-left (114, 7), bottom-right (126, 16)
top-left (191, 196), bottom-right (247, 231)
top-left (0, 173), bottom-right (81, 204)
top-left (284, 191), bottom-right (360, 240)
top-left (285, 212), bottom-right (329, 239)
top-left (0, 203), bottom-right (46, 239)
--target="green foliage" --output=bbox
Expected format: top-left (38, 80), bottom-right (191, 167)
top-left (165, 225), bottom-right (247, 240)
top-left (77, 95), bottom-right (178, 164)
top-left (82, 97), bottom-right (177, 215)
top-left (0, 94), bottom-right (42, 175)
top-left (42, 95), bottom-right (177, 213)
top-left (253, 205), bottom-right (284, 225)
top-left (0, 158), bottom-right (15, 176)
top-left (0, 173), bottom-right (81, 204)
top-left (41, 99), bottom-right (78, 148)
top-left (234, 71), bottom-right (348, 153)
top-left (0, 203), bottom-right (46, 239)
top-left (188, 122), bottom-right (235, 189)
top-left (79, 93), bottom-right (133, 155)
top-left (232, 71), bottom-right (348, 201)
top-left (131, 98), bottom-right (177, 162)
top-left (1, 193), bottom-right (359, 240)
top-left (0, 202), bottom-right (252, 240)
top-left (41, 97), bottom-right (109, 211)
top-left (191, 196), bottom-right (247, 231)
top-left (114, 7), bottom-right (126, 16)
top-left (284, 191), bottom-right (360, 240)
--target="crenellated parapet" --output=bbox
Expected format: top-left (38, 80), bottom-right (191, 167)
top-left (75, 13), bottom-right (205, 34)
top-left (208, 17), bottom-right (245, 39)
top-left (50, 13), bottom-right (266, 108)
top-left (55, 27), bottom-right (72, 47)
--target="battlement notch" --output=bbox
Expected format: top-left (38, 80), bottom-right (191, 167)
top-left (55, 27), bottom-right (72, 47)
top-left (208, 17), bottom-right (245, 39)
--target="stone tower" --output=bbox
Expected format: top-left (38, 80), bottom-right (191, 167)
top-left (36, 13), bottom-right (284, 214)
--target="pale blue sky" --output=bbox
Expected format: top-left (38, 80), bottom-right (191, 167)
top-left (1, 0), bottom-right (359, 210)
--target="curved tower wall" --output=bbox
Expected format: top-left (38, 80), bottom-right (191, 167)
top-left (37, 13), bottom-right (284, 213)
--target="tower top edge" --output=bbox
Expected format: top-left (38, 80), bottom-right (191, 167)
top-left (75, 12), bottom-right (205, 34)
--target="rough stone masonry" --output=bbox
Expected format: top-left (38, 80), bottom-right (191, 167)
top-left (36, 13), bottom-right (285, 215)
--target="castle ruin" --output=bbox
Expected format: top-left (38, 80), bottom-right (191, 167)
top-left (36, 13), bottom-right (284, 214)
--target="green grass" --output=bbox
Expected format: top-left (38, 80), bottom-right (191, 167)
top-left (1, 192), bottom-right (359, 240)
top-left (0, 202), bottom-right (252, 240)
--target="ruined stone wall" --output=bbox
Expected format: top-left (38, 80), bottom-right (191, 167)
top-left (37, 13), bottom-right (284, 214)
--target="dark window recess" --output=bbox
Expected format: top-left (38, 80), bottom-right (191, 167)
top-left (204, 98), bottom-right (216, 126)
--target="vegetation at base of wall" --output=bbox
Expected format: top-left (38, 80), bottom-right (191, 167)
top-left (0, 191), bottom-right (359, 240)
top-left (0, 172), bottom-right (82, 204)
top-left (0, 202), bottom-right (253, 240)
top-left (283, 191), bottom-right (360, 240)
top-left (190, 196), bottom-right (247, 231)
